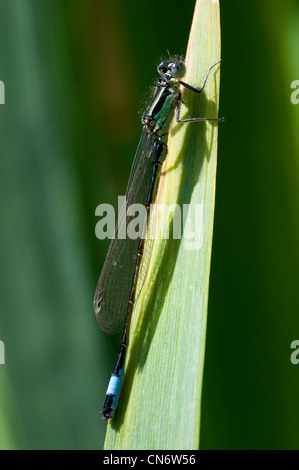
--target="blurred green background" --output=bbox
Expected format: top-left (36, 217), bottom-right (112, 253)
top-left (0, 0), bottom-right (299, 450)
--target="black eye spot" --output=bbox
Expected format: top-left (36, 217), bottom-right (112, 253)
top-left (157, 60), bottom-right (170, 76)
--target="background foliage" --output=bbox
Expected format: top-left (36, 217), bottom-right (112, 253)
top-left (0, 0), bottom-right (299, 449)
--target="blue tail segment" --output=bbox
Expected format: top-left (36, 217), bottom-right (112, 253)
top-left (107, 374), bottom-right (123, 396)
top-left (101, 365), bottom-right (125, 420)
top-left (101, 375), bottom-right (123, 420)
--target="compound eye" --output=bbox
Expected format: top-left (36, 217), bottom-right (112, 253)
top-left (169, 61), bottom-right (186, 78)
top-left (157, 60), bottom-right (170, 76)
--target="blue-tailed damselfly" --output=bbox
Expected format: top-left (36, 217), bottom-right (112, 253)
top-left (94, 57), bottom-right (222, 420)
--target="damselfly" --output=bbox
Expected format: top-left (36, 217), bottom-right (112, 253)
top-left (94, 56), bottom-right (222, 420)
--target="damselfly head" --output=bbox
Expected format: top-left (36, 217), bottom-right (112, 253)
top-left (157, 59), bottom-right (186, 79)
